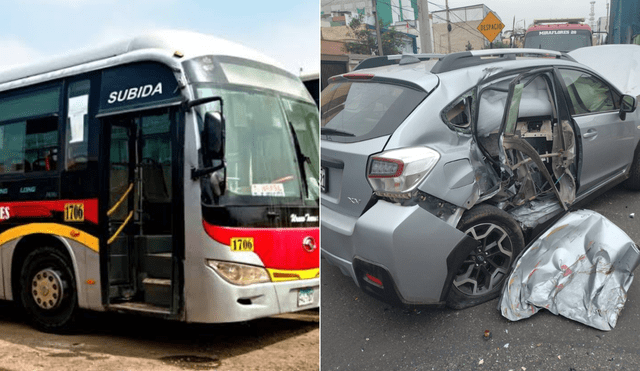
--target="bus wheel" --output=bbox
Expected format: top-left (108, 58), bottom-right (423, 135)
top-left (19, 246), bottom-right (78, 332)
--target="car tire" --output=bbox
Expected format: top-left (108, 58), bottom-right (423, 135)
top-left (623, 145), bottom-right (640, 191)
top-left (19, 246), bottom-right (78, 332)
top-left (446, 204), bottom-right (524, 310)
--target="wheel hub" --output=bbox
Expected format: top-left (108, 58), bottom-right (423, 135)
top-left (453, 223), bottom-right (513, 296)
top-left (31, 269), bottom-right (64, 310)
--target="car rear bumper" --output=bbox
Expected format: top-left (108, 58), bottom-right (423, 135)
top-left (321, 200), bottom-right (472, 304)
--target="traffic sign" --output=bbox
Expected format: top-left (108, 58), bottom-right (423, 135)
top-left (477, 12), bottom-right (505, 43)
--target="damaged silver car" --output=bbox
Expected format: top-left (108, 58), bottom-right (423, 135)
top-left (320, 48), bottom-right (640, 309)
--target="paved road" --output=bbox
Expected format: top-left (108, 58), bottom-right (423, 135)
top-left (0, 305), bottom-right (318, 371)
top-left (321, 184), bottom-right (640, 370)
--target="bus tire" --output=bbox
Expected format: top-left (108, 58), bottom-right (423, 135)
top-left (446, 204), bottom-right (524, 310)
top-left (19, 246), bottom-right (78, 332)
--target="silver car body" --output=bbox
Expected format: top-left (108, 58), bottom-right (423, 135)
top-left (321, 48), bottom-right (640, 305)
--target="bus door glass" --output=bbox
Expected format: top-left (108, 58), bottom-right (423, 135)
top-left (106, 117), bottom-right (136, 296)
top-left (105, 110), bottom-right (175, 309)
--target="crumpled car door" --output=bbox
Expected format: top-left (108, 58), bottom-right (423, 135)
top-left (497, 68), bottom-right (577, 210)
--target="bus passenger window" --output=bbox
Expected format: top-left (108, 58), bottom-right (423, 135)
top-left (66, 80), bottom-right (90, 170)
top-left (25, 116), bottom-right (59, 172)
top-left (0, 122), bottom-right (26, 173)
top-left (0, 117), bottom-right (59, 174)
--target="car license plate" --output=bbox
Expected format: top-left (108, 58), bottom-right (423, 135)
top-left (298, 288), bottom-right (314, 307)
top-left (320, 166), bottom-right (327, 193)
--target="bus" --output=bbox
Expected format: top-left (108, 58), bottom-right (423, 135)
top-left (300, 71), bottom-right (319, 107)
top-left (524, 18), bottom-right (593, 52)
top-left (0, 30), bottom-right (319, 331)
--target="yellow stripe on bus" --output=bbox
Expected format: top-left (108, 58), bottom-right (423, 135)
top-left (267, 268), bottom-right (319, 282)
top-left (0, 223), bottom-right (99, 252)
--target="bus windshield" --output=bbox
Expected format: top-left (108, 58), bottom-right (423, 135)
top-left (524, 29), bottom-right (592, 52)
top-left (186, 56), bottom-right (319, 206)
top-left (195, 85), bottom-right (319, 206)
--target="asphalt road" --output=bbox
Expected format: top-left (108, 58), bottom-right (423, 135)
top-left (320, 184), bottom-right (640, 370)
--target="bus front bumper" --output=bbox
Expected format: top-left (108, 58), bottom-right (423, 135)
top-left (186, 266), bottom-right (319, 323)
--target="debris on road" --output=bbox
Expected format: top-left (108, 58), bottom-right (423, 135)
top-left (499, 210), bottom-right (640, 330)
top-left (483, 330), bottom-right (492, 340)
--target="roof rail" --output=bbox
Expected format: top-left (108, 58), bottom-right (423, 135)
top-left (430, 49), bottom-right (576, 74)
top-left (354, 53), bottom-right (444, 71)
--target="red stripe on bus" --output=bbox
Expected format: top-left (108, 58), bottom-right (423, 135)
top-left (203, 222), bottom-right (319, 270)
top-left (0, 199), bottom-right (98, 224)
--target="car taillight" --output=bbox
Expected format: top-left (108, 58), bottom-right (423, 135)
top-left (367, 147), bottom-right (440, 195)
top-left (368, 158), bottom-right (404, 178)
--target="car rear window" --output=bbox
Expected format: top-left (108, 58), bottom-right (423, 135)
top-left (320, 81), bottom-right (427, 143)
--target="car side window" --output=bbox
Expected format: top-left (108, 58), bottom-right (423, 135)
top-left (559, 69), bottom-right (618, 115)
top-left (442, 89), bottom-right (474, 132)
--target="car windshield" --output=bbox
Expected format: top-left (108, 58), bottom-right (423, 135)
top-left (524, 29), bottom-right (592, 52)
top-left (196, 85), bottom-right (319, 206)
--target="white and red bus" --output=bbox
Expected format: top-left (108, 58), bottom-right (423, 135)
top-left (0, 30), bottom-right (319, 331)
top-left (524, 18), bottom-right (593, 52)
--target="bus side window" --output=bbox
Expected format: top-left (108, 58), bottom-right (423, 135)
top-left (66, 80), bottom-right (90, 170)
top-left (0, 86), bottom-right (61, 174)
top-left (0, 122), bottom-right (26, 173)
top-left (25, 116), bottom-right (59, 172)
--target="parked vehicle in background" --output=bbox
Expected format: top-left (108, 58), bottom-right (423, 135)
top-left (524, 18), bottom-right (592, 52)
top-left (321, 49), bottom-right (639, 309)
top-left (0, 30), bottom-right (319, 332)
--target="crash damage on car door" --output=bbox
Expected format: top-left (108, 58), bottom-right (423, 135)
top-left (414, 68), bottom-right (581, 307)
top-left (456, 68), bottom-right (578, 231)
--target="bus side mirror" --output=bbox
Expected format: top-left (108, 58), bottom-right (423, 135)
top-left (620, 95), bottom-right (636, 121)
top-left (203, 111), bottom-right (225, 160)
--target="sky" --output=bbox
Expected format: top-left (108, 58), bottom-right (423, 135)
top-left (433, 0), bottom-right (610, 32)
top-left (0, 0), bottom-right (319, 75)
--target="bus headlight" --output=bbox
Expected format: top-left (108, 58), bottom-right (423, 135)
top-left (207, 260), bottom-right (271, 286)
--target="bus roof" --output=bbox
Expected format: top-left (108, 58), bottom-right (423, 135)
top-left (527, 23), bottom-right (592, 33)
top-left (0, 30), bottom-right (286, 90)
top-left (300, 71), bottom-right (319, 82)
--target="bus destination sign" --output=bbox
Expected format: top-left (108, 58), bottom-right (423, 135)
top-left (99, 62), bottom-right (181, 112)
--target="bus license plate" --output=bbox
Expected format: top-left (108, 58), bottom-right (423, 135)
top-left (320, 167), bottom-right (327, 193)
top-left (298, 288), bottom-right (314, 307)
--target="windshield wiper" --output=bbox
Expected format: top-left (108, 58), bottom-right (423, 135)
top-left (321, 127), bottom-right (355, 137)
top-left (288, 121), bottom-right (311, 198)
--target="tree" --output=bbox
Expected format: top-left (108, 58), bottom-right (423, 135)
top-left (344, 15), bottom-right (406, 55)
top-left (484, 39), bottom-right (510, 49)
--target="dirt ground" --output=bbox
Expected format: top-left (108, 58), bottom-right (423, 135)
top-left (0, 303), bottom-right (318, 371)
